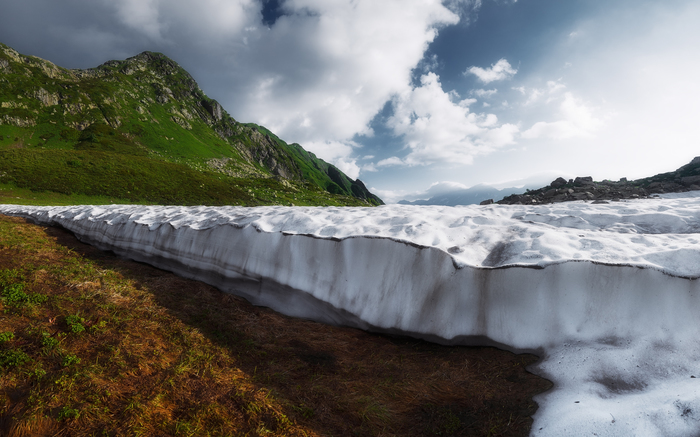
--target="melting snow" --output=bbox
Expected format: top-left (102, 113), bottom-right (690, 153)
top-left (3, 194), bottom-right (700, 436)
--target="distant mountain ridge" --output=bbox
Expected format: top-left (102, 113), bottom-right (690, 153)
top-left (0, 43), bottom-right (382, 206)
top-left (397, 184), bottom-right (539, 206)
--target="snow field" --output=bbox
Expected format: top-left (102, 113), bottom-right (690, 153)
top-left (3, 194), bottom-right (700, 436)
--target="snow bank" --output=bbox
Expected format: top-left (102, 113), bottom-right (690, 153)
top-left (2, 196), bottom-right (700, 436)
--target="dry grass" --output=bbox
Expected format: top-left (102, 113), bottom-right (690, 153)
top-left (0, 215), bottom-right (551, 436)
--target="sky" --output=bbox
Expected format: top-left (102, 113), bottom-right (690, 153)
top-left (1, 0), bottom-right (699, 203)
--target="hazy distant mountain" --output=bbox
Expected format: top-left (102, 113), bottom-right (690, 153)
top-left (397, 183), bottom-right (544, 206)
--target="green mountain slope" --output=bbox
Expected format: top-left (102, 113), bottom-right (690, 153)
top-left (0, 43), bottom-right (383, 206)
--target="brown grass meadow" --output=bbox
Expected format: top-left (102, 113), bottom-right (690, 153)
top-left (0, 215), bottom-right (551, 436)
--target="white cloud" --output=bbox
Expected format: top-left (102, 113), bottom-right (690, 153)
top-left (547, 80), bottom-right (566, 94)
top-left (364, 187), bottom-right (407, 204)
top-left (385, 72), bottom-right (518, 166)
top-left (473, 88), bottom-right (498, 98)
top-left (376, 156), bottom-right (405, 167)
top-left (303, 140), bottom-right (361, 179)
top-left (333, 159), bottom-right (361, 180)
top-left (465, 58), bottom-right (517, 83)
top-left (361, 163), bottom-right (378, 172)
top-left (522, 92), bottom-right (604, 140)
top-left (513, 80), bottom-right (565, 106)
top-left (108, 0), bottom-right (164, 40)
top-left (442, 0), bottom-right (483, 24)
top-left (233, 0), bottom-right (461, 158)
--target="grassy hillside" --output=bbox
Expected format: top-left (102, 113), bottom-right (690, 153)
top-left (0, 43), bottom-right (382, 206)
top-left (0, 148), bottom-right (370, 207)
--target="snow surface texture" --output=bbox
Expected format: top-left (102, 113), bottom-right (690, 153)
top-left (3, 195), bottom-right (700, 436)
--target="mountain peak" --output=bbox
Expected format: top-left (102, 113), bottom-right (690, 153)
top-left (0, 42), bottom-right (382, 206)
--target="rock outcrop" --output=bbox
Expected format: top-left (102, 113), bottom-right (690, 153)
top-left (497, 157), bottom-right (700, 205)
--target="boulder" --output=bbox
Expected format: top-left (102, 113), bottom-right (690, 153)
top-left (573, 176), bottom-right (594, 186)
top-left (551, 177), bottom-right (567, 188)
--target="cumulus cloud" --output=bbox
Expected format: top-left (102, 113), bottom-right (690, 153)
top-left (513, 80), bottom-right (566, 106)
top-left (0, 0), bottom-right (474, 177)
top-left (302, 140), bottom-right (361, 179)
top-left (376, 156), bottom-right (405, 168)
top-left (363, 187), bottom-right (407, 204)
top-left (522, 92), bottom-right (604, 140)
top-left (473, 88), bottom-right (498, 98)
top-left (465, 58), bottom-right (517, 83)
top-left (108, 0), bottom-right (164, 40)
top-left (224, 0), bottom-right (465, 173)
top-left (383, 72), bottom-right (518, 167)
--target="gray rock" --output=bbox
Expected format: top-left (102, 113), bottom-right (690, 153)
top-left (551, 177), bottom-right (567, 188)
top-left (574, 176), bottom-right (594, 186)
top-left (479, 199), bottom-right (494, 205)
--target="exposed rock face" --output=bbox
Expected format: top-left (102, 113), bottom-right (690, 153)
top-left (1, 115), bottom-right (36, 127)
top-left (202, 99), bottom-right (223, 122)
top-left (497, 157), bottom-right (700, 205)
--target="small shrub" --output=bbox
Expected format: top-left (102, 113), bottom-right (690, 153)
top-left (0, 331), bottom-right (14, 343)
top-left (2, 282), bottom-right (29, 304)
top-left (0, 269), bottom-right (47, 307)
top-left (1, 283), bottom-right (48, 306)
top-left (65, 314), bottom-right (85, 334)
top-left (89, 320), bottom-right (108, 334)
top-left (0, 348), bottom-right (31, 367)
top-left (58, 406), bottom-right (80, 420)
top-left (32, 367), bottom-right (47, 379)
top-left (61, 353), bottom-right (81, 367)
top-left (41, 332), bottom-right (60, 350)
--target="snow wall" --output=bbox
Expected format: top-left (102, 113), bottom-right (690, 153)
top-left (3, 198), bottom-right (700, 436)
